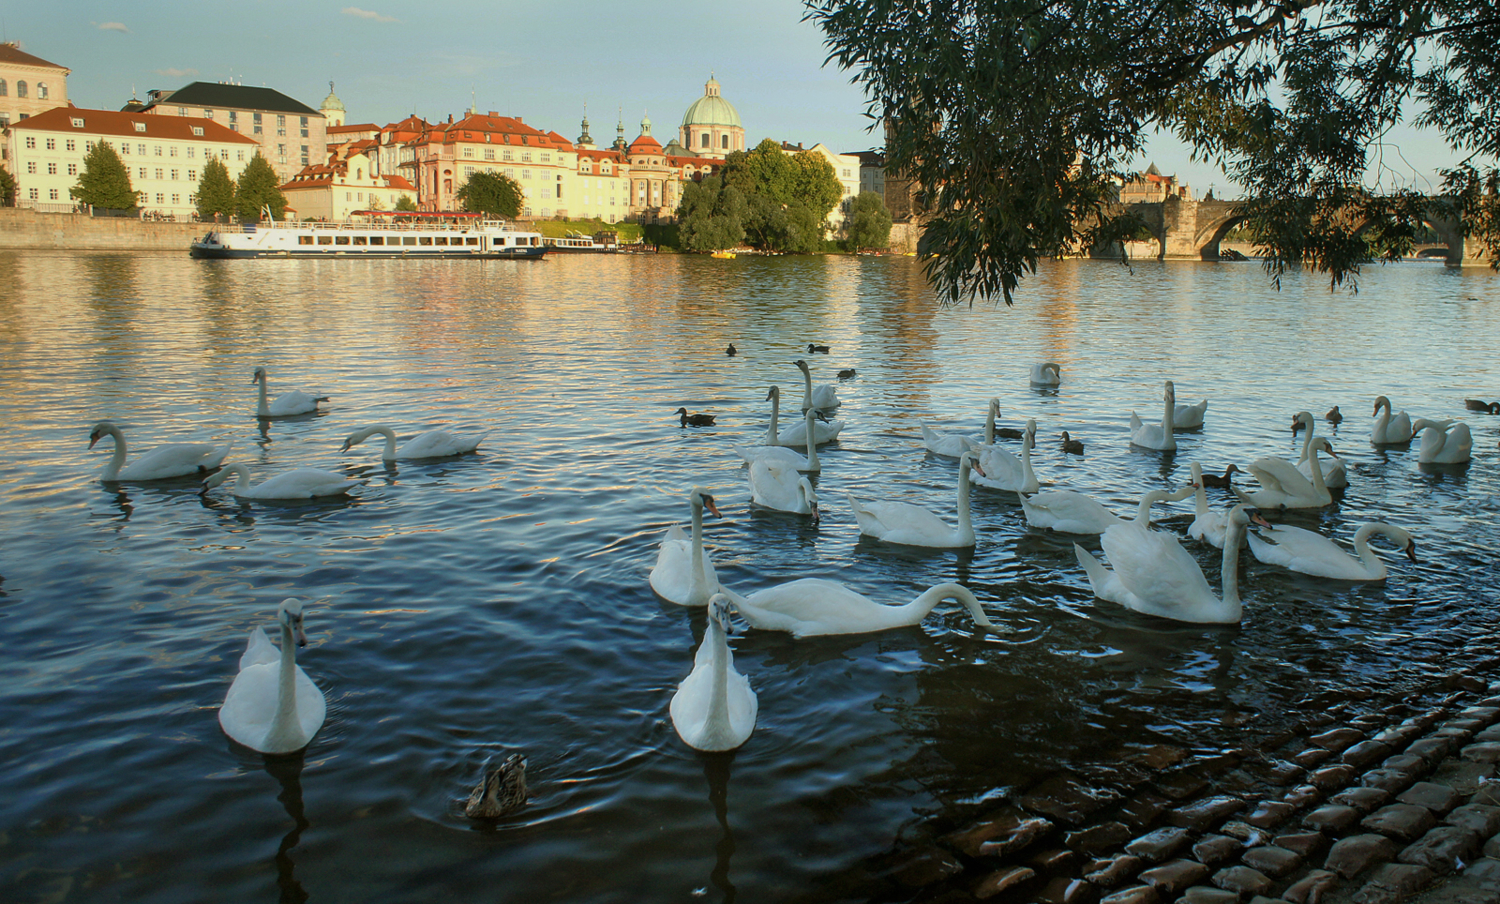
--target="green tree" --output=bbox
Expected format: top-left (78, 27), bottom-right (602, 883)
top-left (845, 191), bottom-right (893, 251)
top-left (790, 152), bottom-right (843, 224)
top-left (456, 170), bottom-right (523, 218)
top-left (234, 154), bottom-right (287, 221)
top-left (70, 141), bottom-right (137, 210)
top-left (0, 165), bottom-right (16, 207)
top-left (807, 0), bottom-right (1500, 303)
top-left (394, 194), bottom-right (418, 212)
top-left (675, 176), bottom-right (747, 252)
top-left (712, 140), bottom-right (845, 252)
top-left (195, 157), bottom-right (236, 221)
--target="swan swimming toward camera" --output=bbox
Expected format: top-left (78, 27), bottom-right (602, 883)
top-left (670, 595), bottom-right (757, 751)
top-left (1247, 518), bottom-right (1418, 580)
top-left (1129, 381), bottom-right (1178, 450)
top-left (649, 487), bottom-right (723, 607)
top-left (253, 366), bottom-right (327, 418)
top-left (849, 451), bottom-right (982, 548)
top-left (88, 420), bottom-right (232, 482)
top-left (340, 425), bottom-right (486, 461)
top-left (201, 463), bottom-right (362, 500)
top-left (1075, 504), bottom-right (1252, 624)
top-left (722, 581), bottom-right (1002, 637)
top-left (972, 419), bottom-right (1040, 493)
top-left (218, 598), bottom-right (327, 754)
top-left (1371, 395), bottom-right (1414, 444)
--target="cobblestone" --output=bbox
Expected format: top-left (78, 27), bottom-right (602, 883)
top-left (1125, 827), bottom-right (1191, 863)
top-left (1397, 825), bottom-right (1481, 874)
top-left (1138, 858), bottom-right (1209, 895)
top-left (1363, 803), bottom-right (1439, 842)
top-left (1326, 834), bottom-right (1400, 878)
top-left (1397, 781), bottom-right (1462, 813)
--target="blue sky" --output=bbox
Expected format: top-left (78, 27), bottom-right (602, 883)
top-left (8, 1), bottom-right (1481, 199)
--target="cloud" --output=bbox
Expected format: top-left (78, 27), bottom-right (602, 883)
top-left (155, 67), bottom-right (199, 78)
top-left (95, 21), bottom-right (130, 33)
top-left (342, 7), bottom-right (398, 23)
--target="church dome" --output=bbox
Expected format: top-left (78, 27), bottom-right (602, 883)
top-left (320, 83), bottom-right (345, 112)
top-left (680, 77), bottom-right (741, 129)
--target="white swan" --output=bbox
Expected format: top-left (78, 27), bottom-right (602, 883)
top-left (723, 581), bottom-right (1002, 637)
top-left (736, 408), bottom-right (821, 471)
top-left (1411, 418), bottom-right (1473, 464)
top-left (849, 451), bottom-right (982, 548)
top-left (1187, 462), bottom-right (1232, 548)
top-left (1371, 395), bottom-right (1414, 444)
top-left (1173, 394), bottom-right (1208, 431)
top-left (1129, 381), bottom-right (1178, 450)
top-left (972, 419), bottom-right (1040, 494)
top-left (765, 386), bottom-right (843, 447)
top-left (922, 422), bottom-right (975, 458)
top-left (1234, 436), bottom-right (1336, 509)
top-left (1247, 518), bottom-right (1418, 580)
top-left (88, 420), bottom-right (232, 482)
top-left (794, 359), bottom-right (841, 411)
top-left (253, 366), bottom-right (327, 418)
top-left (1021, 485), bottom-right (1195, 535)
top-left (649, 487), bottom-right (722, 607)
top-left (219, 598), bottom-right (327, 754)
top-left (670, 595), bottom-right (757, 751)
top-left (341, 425), bottom-right (486, 460)
top-left (748, 460), bottom-right (820, 520)
top-left (1030, 362), bottom-right (1061, 386)
top-left (1075, 504), bottom-right (1251, 624)
top-left (1293, 411), bottom-right (1348, 489)
top-left (201, 463), bottom-right (362, 500)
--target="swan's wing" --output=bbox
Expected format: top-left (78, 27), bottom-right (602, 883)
top-left (239, 627), bottom-right (280, 670)
top-left (1022, 490), bottom-right (1117, 533)
top-left (123, 441), bottom-right (227, 479)
top-left (973, 445), bottom-right (1025, 489)
top-left (740, 578), bottom-right (896, 636)
top-left (1128, 411), bottom-right (1142, 432)
top-left (1173, 400), bottom-right (1208, 428)
top-left (253, 467), bottom-right (358, 498)
top-left (292, 665), bottom-right (327, 740)
top-left (1248, 524), bottom-right (1362, 578)
top-left (734, 445), bottom-right (806, 467)
top-left (219, 661), bottom-right (280, 747)
top-left (268, 390), bottom-right (323, 416)
top-left (649, 525), bottom-right (717, 605)
top-left (1390, 411), bottom-right (1412, 439)
top-left (812, 384), bottom-right (840, 408)
top-left (921, 424), bottom-right (969, 457)
top-left (1074, 543), bottom-right (1139, 607)
top-left (1102, 524), bottom-right (1215, 608)
top-left (748, 461), bottom-right (805, 512)
top-left (397, 430), bottom-right (467, 458)
top-left (849, 496), bottom-right (951, 541)
top-left (1246, 456), bottom-right (1312, 495)
top-left (1188, 512), bottom-right (1227, 548)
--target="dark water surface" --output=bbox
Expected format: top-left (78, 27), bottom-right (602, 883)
top-left (1, 251), bottom-right (1498, 903)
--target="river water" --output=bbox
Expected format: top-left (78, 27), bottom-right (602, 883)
top-left (1, 250), bottom-right (1497, 903)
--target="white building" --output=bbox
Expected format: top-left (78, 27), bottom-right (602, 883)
top-left (8, 106), bottom-right (258, 216)
top-left (281, 147), bottom-right (417, 220)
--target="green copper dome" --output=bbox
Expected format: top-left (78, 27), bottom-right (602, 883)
top-left (320, 81), bottom-right (345, 112)
top-left (680, 77), bottom-right (741, 129)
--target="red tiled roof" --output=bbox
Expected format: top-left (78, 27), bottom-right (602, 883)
top-left (10, 106), bottom-right (258, 143)
top-left (0, 42), bottom-right (69, 71)
top-left (328, 123), bottom-right (379, 134)
top-left (628, 135), bottom-right (662, 154)
top-left (382, 175), bottom-right (415, 190)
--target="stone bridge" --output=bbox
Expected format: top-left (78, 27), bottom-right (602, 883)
top-left (1100, 197), bottom-right (1492, 266)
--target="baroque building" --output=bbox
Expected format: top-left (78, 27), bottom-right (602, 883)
top-left (136, 82), bottom-right (327, 184)
top-left (677, 77), bottom-right (744, 160)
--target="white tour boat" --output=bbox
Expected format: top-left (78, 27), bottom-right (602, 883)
top-left (190, 211), bottom-right (548, 260)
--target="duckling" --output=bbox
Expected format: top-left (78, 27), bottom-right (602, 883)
top-left (1464, 398), bottom-right (1500, 414)
top-left (676, 408), bottom-right (716, 427)
top-left (837, 368), bottom-right (857, 381)
top-left (1200, 463), bottom-right (1241, 488)
top-left (1060, 431), bottom-right (1085, 455)
top-left (1325, 406), bottom-right (1343, 425)
top-left (807, 343), bottom-right (830, 354)
top-left (726, 343), bottom-right (737, 357)
top-left (465, 754), bottom-right (527, 818)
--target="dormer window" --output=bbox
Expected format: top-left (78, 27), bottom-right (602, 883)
top-left (134, 122), bottom-right (147, 132)
top-left (191, 126), bottom-right (203, 136)
top-left (71, 117), bottom-right (84, 128)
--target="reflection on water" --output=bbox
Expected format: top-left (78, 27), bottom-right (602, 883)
top-left (0, 251), bottom-right (1496, 903)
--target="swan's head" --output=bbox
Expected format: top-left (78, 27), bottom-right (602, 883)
top-left (765, 386), bottom-right (779, 401)
top-left (1227, 504), bottom-right (1253, 530)
top-left (1402, 534), bottom-right (1419, 563)
top-left (799, 478), bottom-right (820, 523)
top-left (88, 421), bottom-right (117, 449)
top-left (689, 488), bottom-right (722, 519)
top-left (1311, 437), bottom-right (1338, 457)
top-left (252, 366), bottom-right (267, 384)
top-left (960, 451), bottom-right (986, 479)
top-left (1164, 381), bottom-right (1176, 400)
top-left (707, 594), bottom-right (735, 633)
top-left (1373, 395), bottom-right (1391, 415)
top-left (277, 598), bottom-right (309, 646)
top-left (794, 359), bottom-right (810, 373)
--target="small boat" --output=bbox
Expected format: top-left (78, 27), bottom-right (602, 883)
top-left (710, 251), bottom-right (737, 259)
top-left (190, 210), bottom-right (547, 260)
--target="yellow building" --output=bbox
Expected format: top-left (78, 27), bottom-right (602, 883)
top-left (7, 106), bottom-right (258, 216)
top-left (281, 147), bottom-right (416, 220)
top-left (137, 82), bottom-right (327, 184)
top-left (1, 42), bottom-right (70, 173)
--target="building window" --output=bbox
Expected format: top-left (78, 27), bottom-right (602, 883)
top-left (155, 168), bottom-right (164, 179)
top-left (522, 169), bottom-right (531, 180)
top-left (138, 144), bottom-right (145, 155)
top-left (191, 126), bottom-right (204, 137)
top-left (25, 162), bottom-right (35, 174)
top-left (171, 169), bottom-right (179, 180)
top-left (169, 146), bottom-right (177, 157)
top-left (701, 133), bottom-right (710, 148)
top-left (300, 116), bottom-right (308, 138)
top-left (66, 140), bottom-right (75, 151)
top-left (204, 109), bottom-right (214, 119)
top-left (301, 146), bottom-right (309, 165)
top-left (463, 147), bottom-right (473, 158)
top-left (253, 113), bottom-right (262, 135)
top-left (16, 81), bottom-right (27, 98)
top-left (45, 138), bottom-right (55, 150)
top-left (541, 153), bottom-right (551, 163)
top-left (464, 166), bottom-right (474, 177)
top-left (139, 168), bottom-right (147, 179)
top-left (156, 193), bottom-right (165, 204)
top-left (67, 164), bottom-right (78, 176)
top-left (522, 151), bottom-right (532, 163)
top-left (187, 146), bottom-right (195, 158)
top-left (47, 163), bottom-right (57, 175)
top-left (722, 134), bottom-right (729, 149)
top-left (28, 188), bottom-right (38, 200)
top-left (172, 194), bottom-right (180, 205)
top-left (238, 150), bottom-right (246, 161)
top-left (155, 145), bottom-right (163, 156)
top-left (24, 136), bottom-right (35, 149)
top-left (0, 79), bottom-right (6, 96)
top-left (49, 188), bottom-right (59, 200)
top-left (188, 170), bottom-right (197, 181)
top-left (502, 149), bottom-right (513, 161)
top-left (177, 107), bottom-right (187, 117)
top-left (38, 82), bottom-right (48, 100)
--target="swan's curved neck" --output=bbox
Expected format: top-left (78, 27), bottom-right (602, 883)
top-left (1219, 518), bottom-right (1245, 617)
top-left (799, 367), bottom-right (815, 410)
top-left (1304, 443), bottom-right (1328, 495)
top-left (1020, 433), bottom-right (1036, 489)
top-left (803, 411), bottom-right (820, 468)
top-left (957, 455), bottom-right (976, 541)
top-left (256, 374), bottom-right (271, 417)
top-left (265, 619), bottom-right (302, 750)
top-left (354, 426), bottom-right (398, 459)
top-left (766, 389), bottom-right (780, 441)
top-left (98, 425), bottom-right (127, 480)
top-left (1298, 421), bottom-right (1315, 462)
top-left (1191, 465), bottom-right (1208, 517)
top-left (1135, 486), bottom-right (1193, 524)
top-left (901, 583), bottom-right (996, 632)
top-left (1350, 524), bottom-right (1391, 579)
top-left (223, 463), bottom-right (252, 493)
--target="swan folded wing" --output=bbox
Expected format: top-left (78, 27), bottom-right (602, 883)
top-left (1102, 526), bottom-right (1215, 614)
top-left (851, 498), bottom-right (952, 542)
top-left (776, 418), bottom-right (843, 447)
top-left (124, 442), bottom-right (230, 479)
top-left (399, 430), bottom-right (479, 459)
top-left (921, 424), bottom-right (971, 458)
top-left (738, 579), bottom-right (905, 636)
top-left (1245, 457), bottom-right (1315, 497)
top-left (238, 627), bottom-right (280, 670)
top-left (748, 461), bottom-right (803, 510)
top-left (670, 648), bottom-right (757, 748)
top-left (973, 446), bottom-right (1028, 490)
top-left (1247, 525), bottom-right (1366, 579)
top-left (268, 390), bottom-right (323, 416)
top-left (734, 445), bottom-right (806, 468)
top-left (1023, 491), bottom-right (1117, 534)
top-left (219, 663), bottom-right (324, 750)
top-left (1074, 544), bottom-right (1144, 609)
top-left (1174, 399), bottom-right (1208, 428)
top-left (1188, 512), bottom-right (1227, 548)
top-left (252, 467), bottom-right (360, 499)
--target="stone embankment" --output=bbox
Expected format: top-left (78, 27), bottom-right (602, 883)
top-left (0, 208), bottom-right (203, 251)
top-left (829, 675), bottom-right (1500, 904)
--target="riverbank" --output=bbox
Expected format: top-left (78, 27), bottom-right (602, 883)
top-left (806, 668), bottom-right (1500, 904)
top-left (0, 208), bottom-right (202, 251)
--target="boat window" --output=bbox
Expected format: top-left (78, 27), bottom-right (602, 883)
top-left (434, 237), bottom-right (448, 246)
top-left (403, 237), bottom-right (417, 246)
top-left (353, 236), bottom-right (367, 245)
top-left (496, 237), bottom-right (507, 246)
top-left (299, 236), bottom-right (313, 245)
top-left (335, 236), bottom-right (351, 245)
top-left (369, 236), bottom-right (384, 245)
top-left (466, 237), bottom-right (479, 246)
top-left (317, 236), bottom-right (333, 245)
top-left (419, 237), bottom-right (433, 245)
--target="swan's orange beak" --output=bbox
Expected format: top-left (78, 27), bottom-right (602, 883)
top-left (703, 496), bottom-right (722, 518)
top-left (88, 433), bottom-right (101, 449)
top-left (1251, 512), bottom-right (1274, 529)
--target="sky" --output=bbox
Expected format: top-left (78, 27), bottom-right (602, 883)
top-left (7, 1), bottom-right (1482, 200)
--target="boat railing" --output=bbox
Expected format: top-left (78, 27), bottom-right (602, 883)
top-left (205, 218), bottom-right (529, 235)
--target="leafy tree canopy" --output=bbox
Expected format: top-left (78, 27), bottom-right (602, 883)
top-left (234, 154), bottom-right (287, 221)
top-left (456, 170), bottom-right (524, 219)
top-left (195, 157), bottom-right (236, 221)
top-left (0, 165), bottom-right (16, 207)
top-left (676, 176), bottom-right (748, 252)
top-left (695, 139), bottom-right (845, 252)
top-left (845, 191), bottom-right (893, 251)
top-left (394, 194), bottom-right (419, 212)
top-left (807, 0), bottom-right (1500, 303)
top-left (70, 141), bottom-right (137, 210)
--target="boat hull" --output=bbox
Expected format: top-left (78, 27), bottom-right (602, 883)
top-left (189, 244), bottom-right (547, 260)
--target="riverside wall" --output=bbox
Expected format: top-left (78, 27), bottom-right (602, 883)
top-left (0, 208), bottom-right (204, 252)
